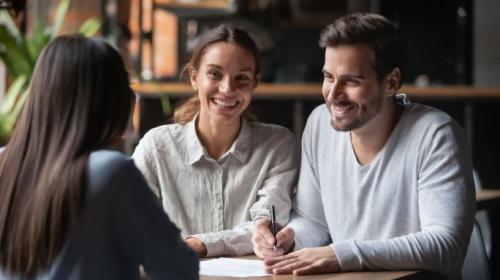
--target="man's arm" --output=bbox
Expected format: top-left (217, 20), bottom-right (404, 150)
top-left (333, 122), bottom-right (476, 276)
top-left (287, 109), bottom-right (331, 250)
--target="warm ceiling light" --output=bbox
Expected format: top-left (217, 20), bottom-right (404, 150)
top-left (0, 0), bottom-right (12, 10)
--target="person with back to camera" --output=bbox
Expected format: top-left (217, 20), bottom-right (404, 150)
top-left (252, 13), bottom-right (475, 279)
top-left (0, 35), bottom-right (198, 280)
top-left (132, 25), bottom-right (299, 257)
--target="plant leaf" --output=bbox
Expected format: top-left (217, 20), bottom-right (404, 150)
top-left (51, 0), bottom-right (70, 38)
top-left (26, 22), bottom-right (51, 63)
top-left (0, 75), bottom-right (28, 114)
top-left (78, 18), bottom-right (101, 37)
top-left (0, 10), bottom-right (21, 38)
top-left (0, 24), bottom-right (32, 78)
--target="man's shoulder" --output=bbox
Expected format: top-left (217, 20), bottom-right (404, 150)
top-left (304, 104), bottom-right (330, 131)
top-left (403, 103), bottom-right (456, 129)
top-left (309, 104), bottom-right (330, 120)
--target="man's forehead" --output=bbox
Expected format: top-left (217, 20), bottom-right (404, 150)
top-left (323, 45), bottom-right (376, 73)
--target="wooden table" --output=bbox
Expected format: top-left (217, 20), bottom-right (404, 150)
top-left (201, 270), bottom-right (441, 280)
top-left (476, 189), bottom-right (500, 210)
top-left (199, 256), bottom-right (443, 280)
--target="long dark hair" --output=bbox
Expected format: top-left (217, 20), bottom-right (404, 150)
top-left (0, 35), bottom-right (134, 276)
top-left (174, 24), bottom-right (260, 124)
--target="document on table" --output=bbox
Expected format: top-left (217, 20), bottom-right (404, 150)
top-left (200, 258), bottom-right (271, 277)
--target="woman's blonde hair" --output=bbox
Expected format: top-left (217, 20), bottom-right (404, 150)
top-left (174, 24), bottom-right (260, 124)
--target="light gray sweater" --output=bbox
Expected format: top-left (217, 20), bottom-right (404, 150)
top-left (288, 95), bottom-right (475, 278)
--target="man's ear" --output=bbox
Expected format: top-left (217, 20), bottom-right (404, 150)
top-left (190, 68), bottom-right (198, 90)
top-left (253, 74), bottom-right (260, 88)
top-left (385, 68), bottom-right (401, 94)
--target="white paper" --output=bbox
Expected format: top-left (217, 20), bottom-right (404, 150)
top-left (200, 258), bottom-right (271, 277)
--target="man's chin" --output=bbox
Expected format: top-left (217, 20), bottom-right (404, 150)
top-left (330, 119), bottom-right (361, 132)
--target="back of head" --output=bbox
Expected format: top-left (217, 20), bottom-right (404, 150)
top-left (0, 35), bottom-right (133, 277)
top-left (174, 24), bottom-right (260, 124)
top-left (319, 13), bottom-right (407, 87)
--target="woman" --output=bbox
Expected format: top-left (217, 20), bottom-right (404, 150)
top-left (0, 35), bottom-right (198, 279)
top-left (132, 25), bottom-right (299, 257)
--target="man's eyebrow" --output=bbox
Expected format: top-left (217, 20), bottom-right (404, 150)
top-left (322, 69), bottom-right (364, 79)
top-left (338, 74), bottom-right (364, 80)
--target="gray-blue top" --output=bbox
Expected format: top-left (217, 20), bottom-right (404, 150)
top-left (1, 150), bottom-right (199, 280)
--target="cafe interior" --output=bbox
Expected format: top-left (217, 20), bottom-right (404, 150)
top-left (0, 0), bottom-right (499, 279)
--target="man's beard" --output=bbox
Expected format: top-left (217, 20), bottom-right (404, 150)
top-left (328, 97), bottom-right (384, 131)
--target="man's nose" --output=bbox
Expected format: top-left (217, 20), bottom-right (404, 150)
top-left (325, 82), bottom-right (343, 102)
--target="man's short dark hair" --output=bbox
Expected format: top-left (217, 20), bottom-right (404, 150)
top-left (319, 13), bottom-right (407, 86)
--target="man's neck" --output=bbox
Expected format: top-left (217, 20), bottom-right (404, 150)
top-left (350, 99), bottom-right (403, 165)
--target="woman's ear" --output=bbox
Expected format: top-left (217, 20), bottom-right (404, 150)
top-left (190, 68), bottom-right (198, 90)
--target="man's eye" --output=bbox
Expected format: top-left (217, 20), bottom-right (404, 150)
top-left (236, 75), bottom-right (251, 81)
top-left (346, 79), bottom-right (360, 86)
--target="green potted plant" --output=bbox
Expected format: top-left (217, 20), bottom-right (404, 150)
top-left (0, 0), bottom-right (100, 145)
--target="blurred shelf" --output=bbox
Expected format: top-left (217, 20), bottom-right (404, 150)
top-left (477, 189), bottom-right (500, 210)
top-left (154, 1), bottom-right (234, 17)
top-left (132, 82), bottom-right (500, 100)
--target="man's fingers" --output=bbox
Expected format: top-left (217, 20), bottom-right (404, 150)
top-left (293, 264), bottom-right (317, 275)
top-left (264, 253), bottom-right (296, 265)
top-left (273, 260), bottom-right (306, 274)
top-left (266, 256), bottom-right (299, 270)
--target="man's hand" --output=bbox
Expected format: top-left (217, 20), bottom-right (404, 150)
top-left (264, 246), bottom-right (341, 275)
top-left (252, 219), bottom-right (295, 259)
top-left (185, 237), bottom-right (207, 256)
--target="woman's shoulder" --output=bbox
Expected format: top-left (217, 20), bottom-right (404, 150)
top-left (142, 123), bottom-right (185, 141)
top-left (88, 150), bottom-right (144, 195)
top-left (137, 123), bottom-right (188, 151)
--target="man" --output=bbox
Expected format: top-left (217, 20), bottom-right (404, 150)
top-left (252, 13), bottom-right (475, 278)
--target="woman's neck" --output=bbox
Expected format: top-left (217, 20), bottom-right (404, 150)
top-left (196, 115), bottom-right (241, 160)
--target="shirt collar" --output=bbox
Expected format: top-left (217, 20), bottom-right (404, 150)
top-left (184, 115), bottom-right (205, 165)
top-left (183, 115), bottom-right (252, 165)
top-left (227, 118), bottom-right (251, 164)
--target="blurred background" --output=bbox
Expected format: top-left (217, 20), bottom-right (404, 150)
top-left (1, 0), bottom-right (499, 278)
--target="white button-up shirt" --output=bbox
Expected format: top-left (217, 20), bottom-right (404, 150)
top-left (132, 117), bottom-right (299, 256)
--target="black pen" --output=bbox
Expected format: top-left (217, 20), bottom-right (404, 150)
top-left (270, 205), bottom-right (277, 251)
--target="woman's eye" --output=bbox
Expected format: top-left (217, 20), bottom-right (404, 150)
top-left (207, 71), bottom-right (221, 79)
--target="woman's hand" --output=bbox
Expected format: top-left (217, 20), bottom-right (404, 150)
top-left (185, 237), bottom-right (208, 256)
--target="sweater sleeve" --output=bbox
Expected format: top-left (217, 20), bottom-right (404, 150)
top-left (333, 121), bottom-right (476, 277)
top-left (287, 111), bottom-right (332, 249)
top-left (106, 157), bottom-right (199, 280)
top-left (193, 129), bottom-right (299, 257)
